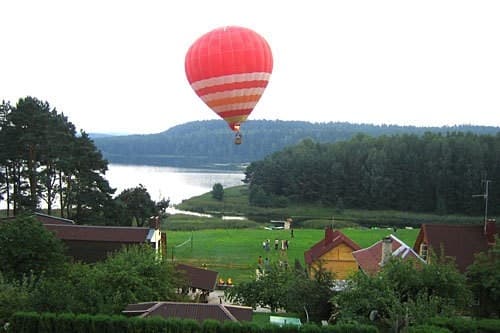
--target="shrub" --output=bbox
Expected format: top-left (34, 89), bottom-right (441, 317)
top-left (407, 325), bottom-right (451, 333)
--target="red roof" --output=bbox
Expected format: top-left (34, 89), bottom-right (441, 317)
top-left (353, 234), bottom-right (424, 275)
top-left (304, 227), bottom-right (361, 265)
top-left (44, 224), bottom-right (151, 242)
top-left (176, 263), bottom-right (218, 291)
top-left (123, 302), bottom-right (252, 323)
top-left (34, 212), bottom-right (75, 225)
top-left (413, 222), bottom-right (498, 273)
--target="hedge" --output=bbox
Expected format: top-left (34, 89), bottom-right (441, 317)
top-left (8, 312), bottom-right (379, 333)
top-left (428, 317), bottom-right (500, 333)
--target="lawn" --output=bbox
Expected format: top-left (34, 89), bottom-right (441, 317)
top-left (165, 227), bottom-right (419, 283)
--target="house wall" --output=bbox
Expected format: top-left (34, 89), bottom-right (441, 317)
top-left (312, 243), bottom-right (358, 280)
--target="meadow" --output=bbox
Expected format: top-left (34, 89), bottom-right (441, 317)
top-left (164, 227), bottom-right (419, 283)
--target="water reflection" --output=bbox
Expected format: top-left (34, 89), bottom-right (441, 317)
top-left (105, 164), bottom-right (245, 205)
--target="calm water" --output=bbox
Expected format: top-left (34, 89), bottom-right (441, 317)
top-left (105, 164), bottom-right (245, 205)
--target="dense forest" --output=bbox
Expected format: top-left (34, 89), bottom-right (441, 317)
top-left (243, 132), bottom-right (500, 216)
top-left (92, 120), bottom-right (500, 167)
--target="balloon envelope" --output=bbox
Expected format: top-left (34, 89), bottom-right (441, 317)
top-left (185, 26), bottom-right (273, 131)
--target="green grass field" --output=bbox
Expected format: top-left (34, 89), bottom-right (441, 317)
top-left (165, 227), bottom-right (419, 283)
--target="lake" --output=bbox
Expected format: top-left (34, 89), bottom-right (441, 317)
top-left (105, 164), bottom-right (245, 205)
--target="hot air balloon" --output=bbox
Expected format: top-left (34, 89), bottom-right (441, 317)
top-left (185, 26), bottom-right (273, 144)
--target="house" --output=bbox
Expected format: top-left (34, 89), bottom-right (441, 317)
top-left (123, 301), bottom-right (253, 323)
top-left (176, 263), bottom-right (218, 302)
top-left (2, 212), bottom-right (164, 263)
top-left (352, 234), bottom-right (424, 275)
top-left (304, 226), bottom-right (361, 279)
top-left (413, 219), bottom-right (497, 273)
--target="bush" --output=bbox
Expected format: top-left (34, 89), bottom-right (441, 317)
top-left (320, 323), bottom-right (378, 333)
top-left (10, 312), bottom-right (39, 333)
top-left (407, 325), bottom-right (451, 333)
top-left (300, 323), bottom-right (321, 333)
top-left (202, 319), bottom-right (221, 333)
top-left (53, 313), bottom-right (75, 333)
top-left (429, 317), bottom-right (477, 333)
top-left (477, 319), bottom-right (500, 333)
top-left (38, 313), bottom-right (56, 333)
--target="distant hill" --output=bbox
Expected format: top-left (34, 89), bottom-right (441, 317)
top-left (92, 120), bottom-right (500, 168)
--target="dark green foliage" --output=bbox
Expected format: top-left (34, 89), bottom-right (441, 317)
top-left (10, 312), bottom-right (39, 333)
top-left (73, 314), bottom-right (93, 333)
top-left (53, 313), bottom-right (76, 333)
top-left (0, 96), bottom-right (115, 223)
top-left (0, 215), bottom-right (68, 280)
top-left (114, 184), bottom-right (157, 227)
top-left (245, 132), bottom-right (500, 216)
top-left (222, 321), bottom-right (243, 333)
top-left (426, 317), bottom-right (500, 333)
top-left (467, 239), bottom-right (500, 318)
top-left (37, 313), bottom-right (56, 333)
top-left (212, 183), bottom-right (224, 201)
top-left (0, 273), bottom-right (33, 324)
top-left (320, 324), bottom-right (379, 333)
top-left (30, 245), bottom-right (183, 315)
top-left (476, 319), bottom-right (500, 333)
top-left (428, 317), bottom-right (478, 333)
top-left (202, 319), bottom-right (221, 333)
top-left (333, 258), bottom-right (470, 331)
top-left (407, 325), bottom-right (451, 333)
top-left (225, 263), bottom-right (334, 323)
top-left (92, 120), bottom-right (500, 166)
top-left (300, 323), bottom-right (321, 333)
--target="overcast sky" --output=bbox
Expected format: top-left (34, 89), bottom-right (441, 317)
top-left (1, 1), bottom-right (499, 134)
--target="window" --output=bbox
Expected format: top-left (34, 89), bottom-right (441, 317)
top-left (419, 243), bottom-right (428, 261)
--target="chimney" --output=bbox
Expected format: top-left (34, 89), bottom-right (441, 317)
top-left (380, 236), bottom-right (393, 266)
top-left (324, 226), bottom-right (334, 245)
top-left (484, 219), bottom-right (496, 245)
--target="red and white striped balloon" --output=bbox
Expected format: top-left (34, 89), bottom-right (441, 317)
top-left (185, 26), bottom-right (273, 132)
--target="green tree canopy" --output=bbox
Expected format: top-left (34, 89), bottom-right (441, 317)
top-left (211, 183), bottom-right (224, 201)
top-left (0, 215), bottom-right (68, 281)
top-left (114, 184), bottom-right (157, 227)
top-left (333, 257), bottom-right (470, 332)
top-left (225, 262), bottom-right (335, 323)
top-left (467, 238), bottom-right (500, 317)
top-left (0, 96), bottom-right (115, 223)
top-left (244, 132), bottom-right (500, 216)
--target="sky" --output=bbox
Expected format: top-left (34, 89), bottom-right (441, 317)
top-left (1, 1), bottom-right (499, 135)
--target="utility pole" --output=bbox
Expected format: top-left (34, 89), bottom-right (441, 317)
top-left (472, 179), bottom-right (491, 223)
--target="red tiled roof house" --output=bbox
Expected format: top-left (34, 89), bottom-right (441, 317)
top-left (413, 219), bottom-right (497, 273)
top-left (12, 213), bottom-right (165, 263)
top-left (353, 234), bottom-right (424, 275)
top-left (123, 302), bottom-right (253, 323)
top-left (304, 226), bottom-right (361, 280)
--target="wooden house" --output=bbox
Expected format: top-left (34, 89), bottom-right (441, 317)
top-left (413, 219), bottom-right (497, 273)
top-left (304, 226), bottom-right (361, 279)
top-left (2, 213), bottom-right (165, 263)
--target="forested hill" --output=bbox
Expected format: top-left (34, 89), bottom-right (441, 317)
top-left (92, 120), bottom-right (500, 167)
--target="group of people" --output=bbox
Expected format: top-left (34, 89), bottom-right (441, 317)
top-left (261, 238), bottom-right (290, 251)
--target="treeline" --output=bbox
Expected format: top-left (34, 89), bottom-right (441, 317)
top-left (92, 120), bottom-right (500, 167)
top-left (244, 132), bottom-right (500, 216)
top-left (0, 97), bottom-right (169, 225)
top-left (0, 97), bottom-right (114, 222)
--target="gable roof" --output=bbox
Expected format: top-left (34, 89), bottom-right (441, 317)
top-left (123, 302), bottom-right (252, 323)
top-left (34, 212), bottom-right (75, 225)
top-left (45, 224), bottom-right (152, 242)
top-left (176, 263), bottom-right (218, 291)
top-left (353, 234), bottom-right (424, 275)
top-left (304, 227), bottom-right (361, 265)
top-left (413, 222), bottom-right (498, 272)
